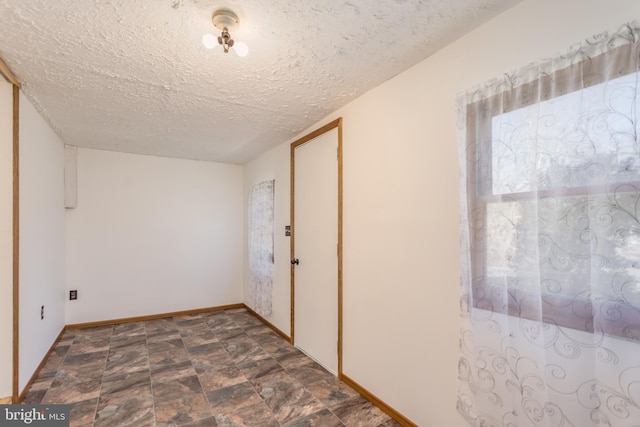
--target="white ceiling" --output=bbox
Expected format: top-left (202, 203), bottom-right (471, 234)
top-left (0, 0), bottom-right (520, 164)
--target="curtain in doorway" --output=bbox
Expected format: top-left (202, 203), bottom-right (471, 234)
top-left (456, 23), bottom-right (640, 427)
top-left (248, 180), bottom-right (275, 316)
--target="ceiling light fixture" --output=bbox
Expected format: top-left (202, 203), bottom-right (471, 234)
top-left (202, 9), bottom-right (248, 57)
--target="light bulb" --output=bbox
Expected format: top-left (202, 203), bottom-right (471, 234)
top-left (202, 33), bottom-right (218, 49)
top-left (233, 41), bottom-right (249, 57)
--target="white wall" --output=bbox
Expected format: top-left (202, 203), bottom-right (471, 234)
top-left (65, 148), bottom-right (243, 324)
top-left (243, 1), bottom-right (640, 425)
top-left (0, 81), bottom-right (13, 398)
top-left (19, 92), bottom-right (66, 392)
top-left (243, 142), bottom-right (291, 333)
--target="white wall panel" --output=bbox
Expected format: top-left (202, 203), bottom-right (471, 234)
top-left (19, 92), bottom-right (66, 393)
top-left (65, 148), bottom-right (243, 324)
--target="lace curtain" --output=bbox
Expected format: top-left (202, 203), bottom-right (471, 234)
top-left (248, 180), bottom-right (275, 316)
top-left (457, 23), bottom-right (640, 427)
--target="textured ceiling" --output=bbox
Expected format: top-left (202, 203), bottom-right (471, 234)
top-left (0, 0), bottom-right (521, 164)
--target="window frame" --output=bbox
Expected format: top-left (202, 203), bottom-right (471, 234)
top-left (464, 42), bottom-right (640, 342)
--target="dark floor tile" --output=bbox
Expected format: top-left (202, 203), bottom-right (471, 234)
top-left (203, 315), bottom-right (234, 331)
top-left (62, 350), bottom-right (109, 368)
top-left (151, 360), bottom-right (198, 384)
top-left (22, 388), bottom-right (47, 404)
top-left (101, 370), bottom-right (151, 398)
top-left (182, 331), bottom-right (219, 349)
top-left (287, 361), bottom-right (336, 386)
top-left (148, 337), bottom-right (185, 353)
top-left (155, 393), bottom-right (213, 427)
top-left (224, 340), bottom-right (270, 365)
top-left (27, 376), bottom-right (55, 393)
top-left (331, 395), bottom-right (391, 427)
top-left (147, 330), bottom-right (184, 344)
top-left (42, 378), bottom-right (102, 404)
top-left (94, 393), bottom-right (155, 427)
top-left (174, 314), bottom-right (204, 324)
top-left (111, 322), bottom-right (145, 335)
top-left (227, 312), bottom-right (262, 327)
top-left (182, 416), bottom-right (218, 426)
top-left (242, 324), bottom-right (274, 336)
top-left (186, 342), bottom-right (226, 357)
top-left (282, 408), bottom-right (345, 427)
top-left (178, 324), bottom-right (211, 338)
top-left (60, 329), bottom-right (77, 340)
top-left (153, 374), bottom-right (203, 404)
top-left (197, 366), bottom-right (246, 392)
top-left (252, 371), bottom-right (324, 424)
top-left (214, 401), bottom-right (279, 427)
top-left (256, 338), bottom-right (298, 358)
top-left (112, 321), bottom-right (146, 336)
top-left (206, 382), bottom-right (262, 415)
top-left (214, 328), bottom-right (247, 341)
top-left (190, 352), bottom-right (236, 374)
top-left (51, 345), bottom-right (70, 358)
top-left (149, 347), bottom-right (190, 370)
top-left (238, 357), bottom-right (284, 382)
top-left (39, 354), bottom-right (65, 376)
top-left (145, 318), bottom-right (177, 334)
top-left (305, 378), bottom-right (358, 407)
top-left (377, 419), bottom-right (404, 427)
top-left (110, 335), bottom-right (147, 351)
top-left (72, 326), bottom-right (112, 342)
top-left (103, 349), bottom-right (149, 377)
top-left (67, 338), bottom-right (111, 356)
top-left (276, 350), bottom-right (315, 370)
top-left (250, 330), bottom-right (283, 344)
top-left (174, 316), bottom-right (204, 326)
top-left (68, 398), bottom-right (98, 427)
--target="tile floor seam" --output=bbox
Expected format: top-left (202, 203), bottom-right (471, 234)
top-left (145, 321), bottom-right (159, 427)
top-left (234, 324), bottom-right (284, 427)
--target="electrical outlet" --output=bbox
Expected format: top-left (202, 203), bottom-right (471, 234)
top-left (70, 290), bottom-right (78, 300)
top-left (41, 305), bottom-right (44, 320)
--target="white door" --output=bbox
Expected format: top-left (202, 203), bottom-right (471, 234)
top-left (292, 123), bottom-right (340, 375)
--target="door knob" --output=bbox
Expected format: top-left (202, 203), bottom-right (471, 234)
top-left (291, 258), bottom-right (299, 265)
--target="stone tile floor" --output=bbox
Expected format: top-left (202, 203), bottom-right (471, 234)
top-left (23, 308), bottom-right (402, 427)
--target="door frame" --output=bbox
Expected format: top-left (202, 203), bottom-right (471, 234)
top-left (290, 117), bottom-right (343, 378)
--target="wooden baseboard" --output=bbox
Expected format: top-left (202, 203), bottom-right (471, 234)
top-left (0, 396), bottom-right (12, 404)
top-left (18, 327), bottom-right (65, 403)
top-left (65, 303), bottom-right (244, 330)
top-left (242, 304), bottom-right (291, 343)
top-left (341, 374), bottom-right (417, 427)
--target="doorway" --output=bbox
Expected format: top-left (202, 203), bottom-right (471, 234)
top-left (290, 118), bottom-right (342, 376)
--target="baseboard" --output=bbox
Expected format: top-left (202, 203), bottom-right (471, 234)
top-left (18, 327), bottom-right (65, 403)
top-left (0, 396), bottom-right (12, 404)
top-left (242, 304), bottom-right (291, 343)
top-left (341, 374), bottom-right (418, 427)
top-left (65, 303), bottom-right (245, 330)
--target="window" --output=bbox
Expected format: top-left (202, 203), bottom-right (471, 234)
top-left (466, 55), bottom-right (640, 340)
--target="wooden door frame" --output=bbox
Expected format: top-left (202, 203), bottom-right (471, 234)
top-left (290, 117), bottom-right (343, 378)
top-left (1, 57), bottom-right (21, 403)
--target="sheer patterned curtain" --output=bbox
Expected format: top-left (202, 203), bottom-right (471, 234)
top-left (248, 180), bottom-right (275, 316)
top-left (457, 23), bottom-right (640, 427)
